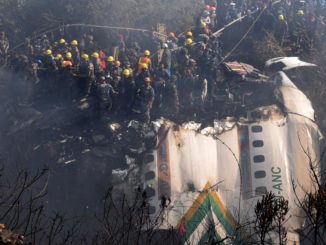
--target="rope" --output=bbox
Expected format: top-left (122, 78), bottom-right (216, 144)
top-left (216, 6), bottom-right (267, 66)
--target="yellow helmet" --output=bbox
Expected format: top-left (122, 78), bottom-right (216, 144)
top-left (71, 40), bottom-right (78, 46)
top-left (45, 49), bottom-right (52, 56)
top-left (297, 9), bottom-right (304, 16)
top-left (200, 21), bottom-right (206, 28)
top-left (107, 56), bottom-right (114, 62)
top-left (186, 31), bottom-right (193, 37)
top-left (278, 14), bottom-right (285, 21)
top-left (81, 54), bottom-right (89, 60)
top-left (122, 69), bottom-right (130, 77)
top-left (59, 38), bottom-right (66, 44)
top-left (92, 52), bottom-right (99, 59)
top-left (56, 54), bottom-right (62, 59)
top-left (65, 52), bottom-right (72, 59)
top-left (141, 63), bottom-right (148, 70)
top-left (185, 38), bottom-right (193, 45)
top-left (144, 50), bottom-right (150, 56)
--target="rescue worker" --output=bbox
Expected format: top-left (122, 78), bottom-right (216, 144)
top-left (134, 77), bottom-right (155, 123)
top-left (119, 69), bottom-right (136, 115)
top-left (99, 49), bottom-right (106, 72)
top-left (137, 49), bottom-right (152, 73)
top-left (54, 54), bottom-right (63, 70)
top-left (61, 60), bottom-right (76, 102)
top-left (197, 21), bottom-right (210, 36)
top-left (91, 52), bottom-right (104, 79)
top-left (175, 45), bottom-right (190, 71)
top-left (155, 63), bottom-right (170, 81)
top-left (274, 14), bottom-right (288, 46)
top-left (95, 76), bottom-right (116, 118)
top-left (65, 52), bottom-right (73, 66)
top-left (291, 9), bottom-right (307, 53)
top-left (111, 60), bottom-right (122, 77)
top-left (135, 63), bottom-right (151, 89)
top-left (70, 40), bottom-right (80, 67)
top-left (56, 38), bottom-right (68, 54)
top-left (167, 32), bottom-right (178, 49)
top-left (160, 43), bottom-right (172, 75)
top-left (106, 56), bottom-right (115, 75)
top-left (122, 61), bottom-right (133, 75)
top-left (161, 76), bottom-right (180, 119)
top-left (42, 49), bottom-right (57, 76)
top-left (78, 54), bottom-right (94, 98)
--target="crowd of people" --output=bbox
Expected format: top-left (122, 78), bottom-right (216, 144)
top-left (0, 0), bottom-right (325, 123)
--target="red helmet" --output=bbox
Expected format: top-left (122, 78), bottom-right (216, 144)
top-left (169, 32), bottom-right (175, 38)
top-left (204, 4), bottom-right (210, 10)
top-left (62, 60), bottom-right (72, 68)
top-left (210, 6), bottom-right (216, 11)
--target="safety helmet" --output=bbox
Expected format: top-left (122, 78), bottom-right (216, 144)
top-left (82, 54), bottom-right (89, 60)
top-left (144, 50), bottom-right (151, 56)
top-left (122, 69), bottom-right (130, 77)
top-left (204, 4), bottom-right (210, 10)
top-left (71, 40), bottom-right (78, 46)
top-left (92, 52), bottom-right (99, 59)
top-left (107, 56), bottom-right (114, 62)
top-left (65, 52), bottom-right (72, 59)
top-left (141, 63), bottom-right (148, 70)
top-left (45, 49), bottom-right (52, 56)
top-left (162, 43), bottom-right (168, 48)
top-left (114, 60), bottom-right (121, 67)
top-left (200, 21), bottom-right (207, 28)
top-left (59, 38), bottom-right (66, 45)
top-left (56, 54), bottom-right (62, 59)
top-left (186, 31), bottom-right (193, 37)
top-left (169, 32), bottom-right (175, 38)
top-left (144, 77), bottom-right (151, 83)
top-left (278, 14), bottom-right (285, 21)
top-left (297, 9), bottom-right (304, 16)
top-left (203, 10), bottom-right (210, 16)
top-left (210, 6), bottom-right (216, 11)
top-left (62, 60), bottom-right (72, 68)
top-left (185, 38), bottom-right (193, 45)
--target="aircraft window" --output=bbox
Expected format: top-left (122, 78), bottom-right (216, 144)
top-left (251, 125), bottom-right (263, 133)
top-left (144, 154), bottom-right (154, 164)
top-left (145, 187), bottom-right (156, 198)
top-left (253, 140), bottom-right (264, 147)
top-left (149, 206), bottom-right (156, 214)
top-left (145, 171), bottom-right (155, 181)
top-left (254, 171), bottom-right (266, 179)
top-left (253, 155), bottom-right (265, 163)
top-left (255, 186), bottom-right (267, 195)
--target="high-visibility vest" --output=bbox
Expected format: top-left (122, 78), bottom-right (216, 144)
top-left (137, 56), bottom-right (151, 72)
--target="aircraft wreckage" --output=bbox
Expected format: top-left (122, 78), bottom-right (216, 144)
top-left (112, 57), bottom-right (323, 244)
